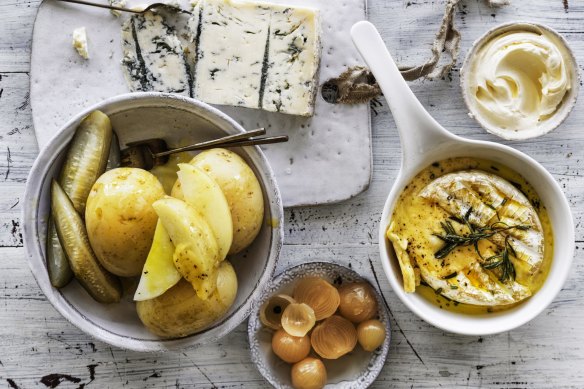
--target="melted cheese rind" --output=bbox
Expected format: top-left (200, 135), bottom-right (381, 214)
top-left (390, 169), bottom-right (544, 306)
top-left (420, 170), bottom-right (544, 273)
top-left (387, 223), bottom-right (416, 293)
top-left (421, 262), bottom-right (531, 306)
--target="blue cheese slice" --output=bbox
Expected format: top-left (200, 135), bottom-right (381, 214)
top-left (121, 11), bottom-right (192, 96)
top-left (262, 6), bottom-right (321, 116)
top-left (189, 0), bottom-right (320, 116)
top-left (191, 0), bottom-right (271, 109)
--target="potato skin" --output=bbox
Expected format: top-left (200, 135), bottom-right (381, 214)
top-left (185, 149), bottom-right (264, 254)
top-left (136, 260), bottom-right (238, 338)
top-left (85, 168), bottom-right (165, 277)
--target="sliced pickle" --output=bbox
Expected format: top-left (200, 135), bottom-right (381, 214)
top-left (51, 180), bottom-right (121, 303)
top-left (59, 110), bottom-right (112, 214)
top-left (46, 218), bottom-right (73, 288)
top-left (47, 111), bottom-right (112, 288)
top-left (106, 131), bottom-right (121, 171)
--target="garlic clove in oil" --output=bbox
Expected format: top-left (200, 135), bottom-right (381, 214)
top-left (281, 303), bottom-right (316, 337)
top-left (271, 329), bottom-right (311, 364)
top-left (357, 319), bottom-right (386, 351)
top-left (310, 315), bottom-right (357, 359)
top-left (260, 294), bottom-right (296, 330)
top-left (293, 277), bottom-right (340, 320)
top-left (291, 357), bottom-right (327, 389)
top-left (338, 282), bottom-right (378, 323)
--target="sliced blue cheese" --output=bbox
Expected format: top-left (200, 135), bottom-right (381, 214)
top-left (188, 0), bottom-right (320, 116)
top-left (121, 11), bottom-right (192, 96)
top-left (191, 0), bottom-right (271, 109)
top-left (72, 27), bottom-right (89, 59)
top-left (262, 6), bottom-right (321, 116)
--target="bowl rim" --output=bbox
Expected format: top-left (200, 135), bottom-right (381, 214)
top-left (247, 260), bottom-right (391, 389)
top-left (22, 92), bottom-right (284, 351)
top-left (377, 141), bottom-right (576, 336)
top-left (460, 21), bottom-right (580, 140)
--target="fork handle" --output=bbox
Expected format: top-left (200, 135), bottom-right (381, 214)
top-left (56, 0), bottom-right (142, 14)
top-left (153, 128), bottom-right (267, 157)
top-left (153, 135), bottom-right (288, 158)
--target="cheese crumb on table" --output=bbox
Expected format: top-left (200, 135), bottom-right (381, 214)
top-left (72, 27), bottom-right (89, 59)
top-left (109, 0), bottom-right (127, 17)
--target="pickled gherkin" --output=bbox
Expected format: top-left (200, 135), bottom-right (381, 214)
top-left (51, 180), bottom-right (122, 303)
top-left (47, 111), bottom-right (113, 288)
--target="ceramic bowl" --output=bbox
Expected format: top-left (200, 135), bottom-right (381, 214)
top-left (22, 92), bottom-right (283, 351)
top-left (351, 21), bottom-right (575, 336)
top-left (460, 22), bottom-right (580, 140)
top-left (248, 261), bottom-right (391, 389)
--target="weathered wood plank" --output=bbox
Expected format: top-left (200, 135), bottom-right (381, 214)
top-left (0, 72), bottom-right (37, 248)
top-left (1, 0), bottom-right (584, 388)
top-left (1, 244), bottom-right (583, 387)
top-left (0, 0), bottom-right (41, 72)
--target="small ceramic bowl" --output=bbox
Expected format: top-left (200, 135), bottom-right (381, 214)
top-left (460, 22), bottom-right (580, 140)
top-left (248, 261), bottom-right (391, 389)
top-left (22, 92), bottom-right (283, 352)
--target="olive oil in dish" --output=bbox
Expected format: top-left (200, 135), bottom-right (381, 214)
top-left (387, 157), bottom-right (553, 314)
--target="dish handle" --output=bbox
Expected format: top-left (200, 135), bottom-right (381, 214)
top-left (350, 21), bottom-right (456, 169)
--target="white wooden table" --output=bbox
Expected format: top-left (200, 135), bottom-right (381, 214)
top-left (1, 0), bottom-right (583, 387)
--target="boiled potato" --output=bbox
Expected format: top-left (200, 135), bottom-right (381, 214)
top-left (173, 148), bottom-right (264, 254)
top-left (136, 260), bottom-right (238, 338)
top-left (85, 168), bottom-right (165, 277)
top-left (176, 163), bottom-right (233, 260)
top-left (149, 152), bottom-right (192, 194)
top-left (153, 197), bottom-right (220, 299)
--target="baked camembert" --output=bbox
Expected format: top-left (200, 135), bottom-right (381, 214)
top-left (387, 158), bottom-right (553, 311)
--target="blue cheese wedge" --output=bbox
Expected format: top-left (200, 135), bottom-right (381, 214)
top-left (188, 0), bottom-right (320, 116)
top-left (72, 27), bottom-right (89, 59)
top-left (262, 6), bottom-right (321, 116)
top-left (190, 0), bottom-right (271, 109)
top-left (121, 11), bottom-right (192, 96)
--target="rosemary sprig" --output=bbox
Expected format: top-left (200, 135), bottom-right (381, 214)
top-left (481, 236), bottom-right (517, 282)
top-left (433, 208), bottom-right (530, 282)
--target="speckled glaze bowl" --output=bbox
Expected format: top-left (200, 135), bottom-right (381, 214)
top-left (248, 261), bottom-right (391, 389)
top-left (460, 22), bottom-right (580, 140)
top-left (22, 92), bottom-right (283, 352)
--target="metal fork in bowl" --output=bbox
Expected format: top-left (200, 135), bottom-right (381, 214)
top-left (120, 128), bottom-right (288, 170)
top-left (56, 0), bottom-right (193, 15)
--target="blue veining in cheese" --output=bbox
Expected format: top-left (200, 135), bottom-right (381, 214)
top-left (121, 11), bottom-right (192, 96)
top-left (191, 0), bottom-right (271, 109)
top-left (262, 6), bottom-right (321, 116)
top-left (189, 0), bottom-right (321, 116)
top-left (119, 2), bottom-right (321, 116)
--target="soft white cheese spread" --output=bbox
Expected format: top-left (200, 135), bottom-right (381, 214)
top-left (467, 29), bottom-right (571, 132)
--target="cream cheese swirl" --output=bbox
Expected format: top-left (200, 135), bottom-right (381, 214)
top-left (468, 30), bottom-right (571, 132)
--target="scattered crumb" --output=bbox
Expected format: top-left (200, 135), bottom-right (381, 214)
top-left (109, 0), bottom-right (127, 17)
top-left (72, 27), bottom-right (89, 59)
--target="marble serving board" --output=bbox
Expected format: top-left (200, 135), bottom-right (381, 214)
top-left (30, 0), bottom-right (371, 207)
